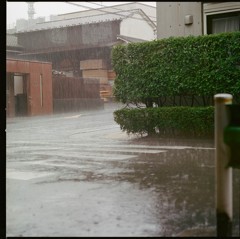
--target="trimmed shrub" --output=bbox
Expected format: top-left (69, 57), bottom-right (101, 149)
top-left (112, 32), bottom-right (239, 137)
top-left (114, 107), bottom-right (214, 138)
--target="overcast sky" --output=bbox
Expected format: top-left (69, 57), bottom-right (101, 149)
top-left (7, 1), bottom-right (156, 28)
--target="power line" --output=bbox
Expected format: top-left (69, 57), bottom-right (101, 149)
top-left (65, 1), bottom-right (95, 10)
top-left (87, 1), bottom-right (156, 20)
top-left (64, 2), bottom-right (156, 25)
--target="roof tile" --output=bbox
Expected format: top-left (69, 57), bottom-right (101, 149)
top-left (16, 10), bottom-right (137, 33)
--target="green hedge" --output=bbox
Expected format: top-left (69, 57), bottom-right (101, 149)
top-left (112, 32), bottom-right (240, 106)
top-left (112, 32), bottom-right (239, 137)
top-left (114, 107), bottom-right (214, 138)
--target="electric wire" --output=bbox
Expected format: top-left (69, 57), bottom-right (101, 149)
top-left (64, 1), bottom-right (156, 25)
top-left (87, 1), bottom-right (156, 20)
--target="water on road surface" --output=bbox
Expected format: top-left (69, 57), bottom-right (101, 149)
top-left (6, 103), bottom-right (240, 237)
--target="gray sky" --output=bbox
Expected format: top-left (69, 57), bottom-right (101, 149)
top-left (7, 1), bottom-right (156, 28)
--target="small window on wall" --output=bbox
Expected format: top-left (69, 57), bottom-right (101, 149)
top-left (40, 74), bottom-right (43, 107)
top-left (207, 12), bottom-right (240, 34)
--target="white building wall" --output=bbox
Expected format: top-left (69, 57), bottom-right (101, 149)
top-left (120, 13), bottom-right (155, 41)
top-left (156, 2), bottom-right (202, 39)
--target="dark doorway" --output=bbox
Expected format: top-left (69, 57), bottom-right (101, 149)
top-left (14, 74), bottom-right (28, 116)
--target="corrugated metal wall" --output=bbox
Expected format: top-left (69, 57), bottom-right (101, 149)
top-left (52, 75), bottom-right (103, 113)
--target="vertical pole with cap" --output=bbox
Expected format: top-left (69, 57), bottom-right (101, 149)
top-left (214, 93), bottom-right (233, 237)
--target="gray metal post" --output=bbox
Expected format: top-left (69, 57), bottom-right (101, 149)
top-left (214, 93), bottom-right (233, 237)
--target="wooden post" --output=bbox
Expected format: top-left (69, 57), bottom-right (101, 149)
top-left (214, 93), bottom-right (233, 237)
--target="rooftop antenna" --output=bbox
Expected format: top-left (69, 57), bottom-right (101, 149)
top-left (26, 2), bottom-right (35, 20)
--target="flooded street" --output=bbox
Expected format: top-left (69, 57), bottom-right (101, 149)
top-left (6, 103), bottom-right (239, 237)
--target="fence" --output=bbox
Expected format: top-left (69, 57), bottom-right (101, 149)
top-left (52, 75), bottom-right (103, 113)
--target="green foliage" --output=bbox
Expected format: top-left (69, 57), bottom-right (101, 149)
top-left (112, 32), bottom-right (239, 138)
top-left (112, 32), bottom-right (240, 106)
top-left (114, 107), bottom-right (214, 138)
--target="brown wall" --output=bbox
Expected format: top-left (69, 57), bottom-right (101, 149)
top-left (52, 76), bottom-right (84, 99)
top-left (52, 76), bottom-right (100, 99)
top-left (6, 59), bottom-right (53, 117)
top-left (52, 76), bottom-right (103, 113)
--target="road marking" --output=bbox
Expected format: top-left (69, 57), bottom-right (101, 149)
top-left (64, 114), bottom-right (82, 119)
top-left (7, 170), bottom-right (55, 180)
top-left (22, 153), bottom-right (138, 161)
top-left (22, 161), bottom-right (86, 169)
top-left (7, 141), bottom-right (215, 150)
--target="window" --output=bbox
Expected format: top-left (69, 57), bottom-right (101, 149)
top-left (207, 11), bottom-right (240, 34)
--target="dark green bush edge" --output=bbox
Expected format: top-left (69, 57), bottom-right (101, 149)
top-left (114, 106), bottom-right (214, 138)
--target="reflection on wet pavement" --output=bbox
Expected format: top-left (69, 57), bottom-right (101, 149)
top-left (6, 104), bottom-right (240, 237)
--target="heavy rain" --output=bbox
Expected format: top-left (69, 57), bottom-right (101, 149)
top-left (6, 2), bottom-right (240, 237)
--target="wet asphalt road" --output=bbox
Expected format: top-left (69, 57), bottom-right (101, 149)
top-left (6, 103), bottom-right (240, 237)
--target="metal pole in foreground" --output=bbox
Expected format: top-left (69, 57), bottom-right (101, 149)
top-left (214, 93), bottom-right (233, 237)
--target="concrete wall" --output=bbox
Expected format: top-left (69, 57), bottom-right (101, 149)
top-left (156, 2), bottom-right (240, 38)
top-left (156, 2), bottom-right (202, 39)
top-left (6, 59), bottom-right (53, 117)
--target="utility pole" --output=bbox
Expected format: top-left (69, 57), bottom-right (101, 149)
top-left (26, 2), bottom-right (35, 20)
top-left (214, 93), bottom-right (233, 237)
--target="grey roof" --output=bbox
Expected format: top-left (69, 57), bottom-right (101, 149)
top-left (117, 35), bottom-right (146, 43)
top-left (6, 34), bottom-right (23, 48)
top-left (16, 10), bottom-right (137, 33)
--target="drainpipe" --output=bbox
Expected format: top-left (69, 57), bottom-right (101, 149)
top-left (214, 93), bottom-right (233, 237)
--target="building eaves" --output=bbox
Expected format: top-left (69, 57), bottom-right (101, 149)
top-left (17, 41), bottom-right (118, 55)
top-left (15, 10), bottom-right (138, 33)
top-left (117, 35), bottom-right (146, 43)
